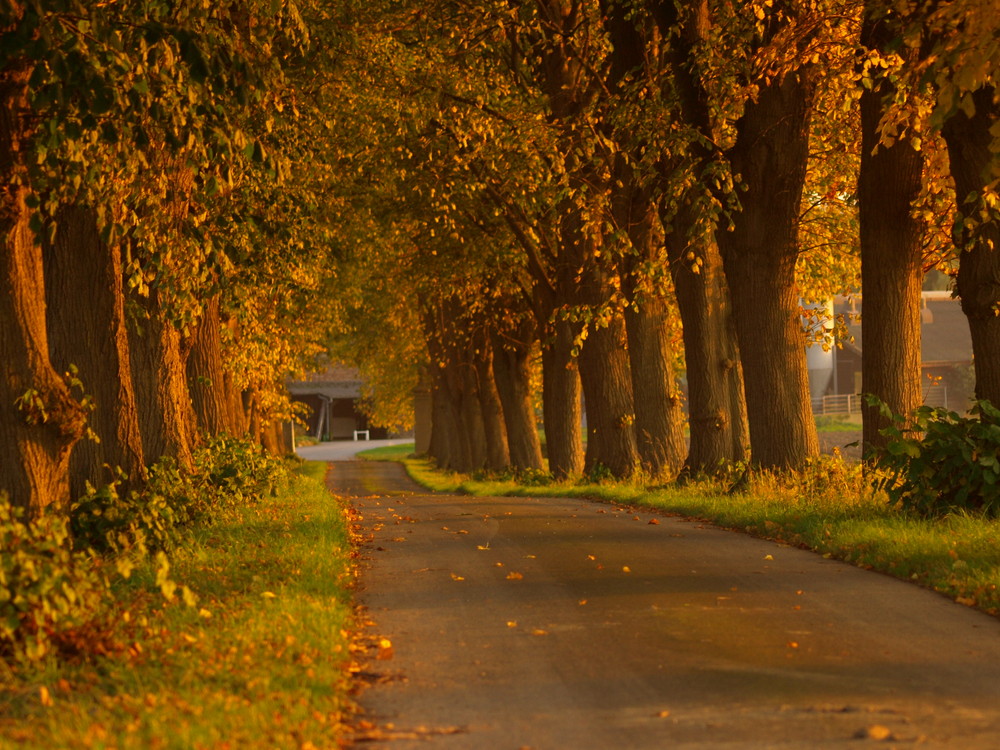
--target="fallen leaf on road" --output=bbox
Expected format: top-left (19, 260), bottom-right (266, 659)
top-left (587, 555), bottom-right (596, 561)
top-left (854, 725), bottom-right (893, 741)
top-left (377, 638), bottom-right (394, 660)
top-left (531, 629), bottom-right (548, 636)
top-left (655, 710), bottom-right (671, 718)
top-left (506, 572), bottom-right (523, 580)
top-left (578, 599), bottom-right (587, 606)
top-left (764, 554), bottom-right (774, 561)
top-left (507, 621), bottom-right (517, 628)
top-left (477, 544), bottom-right (490, 550)
top-left (648, 518), bottom-right (660, 525)
top-left (622, 566), bottom-right (631, 573)
top-left (450, 573), bottom-right (465, 581)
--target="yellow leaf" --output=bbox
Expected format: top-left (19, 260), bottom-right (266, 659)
top-left (450, 573), bottom-right (465, 581)
top-left (622, 566), bottom-right (631, 573)
top-left (261, 591), bottom-right (277, 599)
top-left (506, 572), bottom-right (523, 580)
top-left (507, 621), bottom-right (518, 628)
top-left (764, 555), bottom-right (774, 561)
top-left (39, 686), bottom-right (53, 707)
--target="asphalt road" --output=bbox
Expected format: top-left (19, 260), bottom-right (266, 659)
top-left (326, 460), bottom-right (1000, 749)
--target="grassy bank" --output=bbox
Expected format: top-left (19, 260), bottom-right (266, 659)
top-left (0, 460), bottom-right (355, 749)
top-left (358, 447), bottom-right (1000, 618)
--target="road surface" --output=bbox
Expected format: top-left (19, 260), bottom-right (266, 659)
top-left (324, 459), bottom-right (1000, 749)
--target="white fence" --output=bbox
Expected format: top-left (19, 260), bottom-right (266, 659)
top-left (813, 385), bottom-right (950, 416)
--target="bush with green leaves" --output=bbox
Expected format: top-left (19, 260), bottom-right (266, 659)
top-left (871, 399), bottom-right (1000, 517)
top-left (0, 496), bottom-right (109, 663)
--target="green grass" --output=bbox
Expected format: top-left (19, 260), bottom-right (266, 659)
top-left (356, 442), bottom-right (415, 462)
top-left (0, 460), bottom-right (356, 749)
top-left (394, 454), bottom-right (1000, 617)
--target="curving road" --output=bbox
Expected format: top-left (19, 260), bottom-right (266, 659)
top-left (327, 460), bottom-right (1000, 749)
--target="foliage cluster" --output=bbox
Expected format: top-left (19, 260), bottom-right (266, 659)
top-left (871, 400), bottom-right (1000, 518)
top-left (0, 498), bottom-right (108, 663)
top-left (2, 437), bottom-right (288, 666)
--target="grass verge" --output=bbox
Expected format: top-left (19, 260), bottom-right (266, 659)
top-left (392, 454), bottom-right (1000, 618)
top-left (0, 460), bottom-right (355, 749)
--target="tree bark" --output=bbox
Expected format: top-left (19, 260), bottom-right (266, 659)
top-left (187, 296), bottom-right (241, 438)
top-left (858, 10), bottom-right (925, 453)
top-left (577, 309), bottom-right (640, 479)
top-left (942, 86), bottom-right (1000, 407)
top-left (719, 70), bottom-right (820, 470)
top-left (43, 205), bottom-right (146, 500)
top-left (0, 68), bottom-right (87, 513)
top-left (472, 331), bottom-right (511, 472)
top-left (490, 322), bottom-right (545, 472)
top-left (668, 222), bottom-right (749, 474)
top-left (127, 288), bottom-right (197, 470)
top-left (622, 297), bottom-right (686, 480)
top-left (540, 318), bottom-right (585, 479)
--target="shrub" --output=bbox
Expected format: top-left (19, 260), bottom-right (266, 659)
top-left (0, 496), bottom-right (109, 663)
top-left (871, 399), bottom-right (1000, 517)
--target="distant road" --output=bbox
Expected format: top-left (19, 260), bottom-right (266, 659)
top-left (295, 438), bottom-right (412, 462)
top-left (331, 460), bottom-right (1000, 749)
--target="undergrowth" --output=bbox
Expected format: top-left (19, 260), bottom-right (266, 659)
top-left (0, 457), bottom-right (356, 748)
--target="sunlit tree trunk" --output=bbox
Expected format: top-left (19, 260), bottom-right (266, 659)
top-left (667, 218), bottom-right (749, 474)
top-left (719, 70), bottom-right (820, 470)
top-left (491, 321), bottom-right (545, 472)
top-left (128, 288), bottom-right (197, 470)
top-left (472, 330), bottom-right (511, 472)
top-left (540, 318), bottom-right (585, 479)
top-left (0, 69), bottom-right (86, 513)
top-left (43, 205), bottom-right (146, 500)
top-left (187, 296), bottom-right (241, 438)
top-left (858, 9), bottom-right (925, 454)
top-left (617, 189), bottom-right (686, 480)
top-left (942, 86), bottom-right (1000, 407)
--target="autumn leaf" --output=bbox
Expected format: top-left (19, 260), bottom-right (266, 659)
top-left (506, 572), bottom-right (523, 580)
top-left (377, 638), bottom-right (394, 660)
top-left (450, 573), bottom-right (465, 581)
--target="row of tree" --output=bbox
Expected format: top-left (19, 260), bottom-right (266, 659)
top-left (329, 0), bottom-right (1000, 482)
top-left (0, 1), bottom-right (346, 515)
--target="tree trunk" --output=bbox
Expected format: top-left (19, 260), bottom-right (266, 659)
top-left (187, 296), bottom-right (241, 438)
top-left (622, 298), bottom-right (686, 480)
top-left (458, 359), bottom-right (489, 472)
top-left (858, 11), bottom-right (925, 452)
top-left (719, 70), bottom-right (820, 470)
top-left (577, 310), bottom-right (639, 479)
top-left (668, 223), bottom-right (749, 474)
top-left (0, 69), bottom-right (87, 513)
top-left (540, 318), bottom-right (585, 479)
top-left (491, 323), bottom-right (545, 472)
top-left (612, 161), bottom-right (686, 480)
top-left (472, 333), bottom-right (511, 472)
top-left (942, 87), bottom-right (1000, 407)
top-left (43, 205), bottom-right (146, 500)
top-left (127, 288), bottom-right (197, 470)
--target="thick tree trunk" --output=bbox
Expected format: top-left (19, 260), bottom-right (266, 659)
top-left (0, 70), bottom-right (87, 513)
top-left (458, 360), bottom-right (488, 472)
top-left (472, 333), bottom-right (511, 472)
top-left (490, 323), bottom-right (544, 472)
top-left (719, 70), bottom-right (820, 470)
top-left (187, 297), bottom-right (241, 438)
top-left (540, 318), bottom-right (585, 479)
top-left (577, 310), bottom-right (639, 479)
top-left (43, 205), bottom-right (146, 500)
top-left (668, 225), bottom-right (749, 474)
top-left (858, 13), bottom-right (925, 452)
top-left (128, 289), bottom-right (197, 469)
top-left (622, 298), bottom-right (686, 480)
top-left (942, 87), bottom-right (1000, 407)
top-left (612, 166), bottom-right (686, 480)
